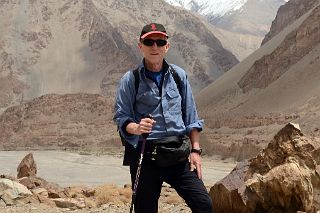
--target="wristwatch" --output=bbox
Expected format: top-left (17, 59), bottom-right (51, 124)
top-left (191, 148), bottom-right (202, 155)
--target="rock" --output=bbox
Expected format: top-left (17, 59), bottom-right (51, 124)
top-left (17, 153), bottom-right (37, 178)
top-left (0, 178), bottom-right (33, 206)
top-left (124, 183), bottom-right (131, 189)
top-left (18, 175), bottom-right (67, 204)
top-left (52, 198), bottom-right (85, 209)
top-left (0, 174), bottom-right (17, 182)
top-left (16, 195), bottom-right (40, 205)
top-left (210, 123), bottom-right (320, 213)
top-left (32, 188), bottom-right (48, 197)
top-left (36, 194), bottom-right (56, 207)
top-left (0, 199), bottom-right (5, 207)
top-left (47, 188), bottom-right (68, 199)
top-left (82, 187), bottom-right (95, 197)
top-left (19, 176), bottom-right (62, 190)
top-left (19, 177), bottom-right (36, 189)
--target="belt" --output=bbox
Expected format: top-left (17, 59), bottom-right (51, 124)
top-left (140, 136), bottom-right (187, 154)
top-left (146, 136), bottom-right (185, 144)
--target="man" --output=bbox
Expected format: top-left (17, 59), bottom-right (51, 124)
top-left (113, 23), bottom-right (213, 213)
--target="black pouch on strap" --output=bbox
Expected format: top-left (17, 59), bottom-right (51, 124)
top-left (123, 142), bottom-right (139, 166)
top-left (150, 136), bottom-right (190, 167)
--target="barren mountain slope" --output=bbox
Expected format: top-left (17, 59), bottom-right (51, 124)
top-left (165, 0), bottom-right (287, 60)
top-left (196, 1), bottom-right (320, 160)
top-left (0, 94), bottom-right (117, 152)
top-left (212, 0), bottom-right (287, 60)
top-left (212, 0), bottom-right (286, 36)
top-left (0, 0), bottom-right (238, 112)
top-left (209, 26), bottom-right (263, 61)
top-left (262, 0), bottom-right (319, 45)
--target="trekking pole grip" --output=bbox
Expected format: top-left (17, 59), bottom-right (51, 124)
top-left (141, 114), bottom-right (153, 139)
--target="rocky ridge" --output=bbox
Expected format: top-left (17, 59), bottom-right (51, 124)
top-left (262, 0), bottom-right (319, 45)
top-left (238, 3), bottom-right (320, 92)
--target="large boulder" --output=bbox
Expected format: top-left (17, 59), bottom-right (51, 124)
top-left (17, 153), bottom-right (37, 178)
top-left (0, 178), bottom-right (33, 205)
top-left (210, 123), bottom-right (320, 213)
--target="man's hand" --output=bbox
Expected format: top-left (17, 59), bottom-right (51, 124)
top-left (190, 152), bottom-right (202, 179)
top-left (136, 117), bottom-right (155, 135)
top-left (189, 129), bottom-right (202, 179)
top-left (126, 117), bottom-right (156, 135)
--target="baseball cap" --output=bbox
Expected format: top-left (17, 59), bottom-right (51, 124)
top-left (140, 23), bottom-right (168, 40)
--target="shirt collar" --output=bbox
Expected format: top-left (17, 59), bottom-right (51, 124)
top-left (140, 59), bottom-right (170, 74)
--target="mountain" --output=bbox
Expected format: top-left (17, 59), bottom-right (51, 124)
top-left (165, 0), bottom-right (288, 60)
top-left (0, 0), bottom-right (238, 114)
top-left (262, 0), bottom-right (319, 44)
top-left (0, 93), bottom-right (118, 151)
top-left (0, 0), bottom-right (238, 150)
top-left (164, 0), bottom-right (248, 18)
top-left (196, 0), bottom-right (320, 160)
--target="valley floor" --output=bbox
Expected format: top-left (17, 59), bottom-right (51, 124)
top-left (0, 151), bottom-right (235, 213)
top-left (0, 151), bottom-right (236, 187)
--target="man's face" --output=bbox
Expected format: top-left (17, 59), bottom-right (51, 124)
top-left (138, 34), bottom-right (170, 65)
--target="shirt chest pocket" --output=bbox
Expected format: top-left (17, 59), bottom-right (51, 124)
top-left (165, 88), bottom-right (181, 113)
top-left (136, 90), bottom-right (160, 108)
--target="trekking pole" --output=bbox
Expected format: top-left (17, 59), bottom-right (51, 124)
top-left (129, 114), bottom-right (152, 213)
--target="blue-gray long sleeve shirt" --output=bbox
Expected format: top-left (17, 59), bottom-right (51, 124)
top-left (113, 60), bottom-right (204, 148)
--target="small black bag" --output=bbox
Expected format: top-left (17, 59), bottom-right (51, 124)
top-left (150, 136), bottom-right (190, 167)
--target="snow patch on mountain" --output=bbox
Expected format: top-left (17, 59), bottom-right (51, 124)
top-left (164, 0), bottom-right (248, 17)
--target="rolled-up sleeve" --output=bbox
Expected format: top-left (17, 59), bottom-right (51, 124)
top-left (113, 71), bottom-right (139, 145)
top-left (177, 67), bottom-right (204, 135)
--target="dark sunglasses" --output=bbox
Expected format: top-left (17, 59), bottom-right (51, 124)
top-left (141, 39), bottom-right (168, 47)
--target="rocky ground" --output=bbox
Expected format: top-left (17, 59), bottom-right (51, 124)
top-left (0, 173), bottom-right (193, 213)
top-left (0, 179), bottom-right (193, 213)
top-left (0, 200), bottom-right (191, 213)
top-left (1, 151), bottom-right (232, 213)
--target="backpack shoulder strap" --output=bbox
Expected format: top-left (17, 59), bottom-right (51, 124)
top-left (169, 65), bottom-right (182, 97)
top-left (131, 67), bottom-right (140, 109)
top-left (169, 65), bottom-right (186, 123)
top-left (132, 67), bottom-right (140, 94)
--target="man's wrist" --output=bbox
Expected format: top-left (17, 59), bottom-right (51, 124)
top-left (191, 148), bottom-right (202, 155)
top-left (122, 120), bottom-right (134, 136)
top-left (126, 122), bottom-right (139, 135)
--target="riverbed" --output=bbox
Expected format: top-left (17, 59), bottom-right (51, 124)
top-left (0, 151), bottom-right (236, 187)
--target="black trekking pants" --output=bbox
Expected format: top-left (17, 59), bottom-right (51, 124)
top-left (130, 158), bottom-right (214, 213)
